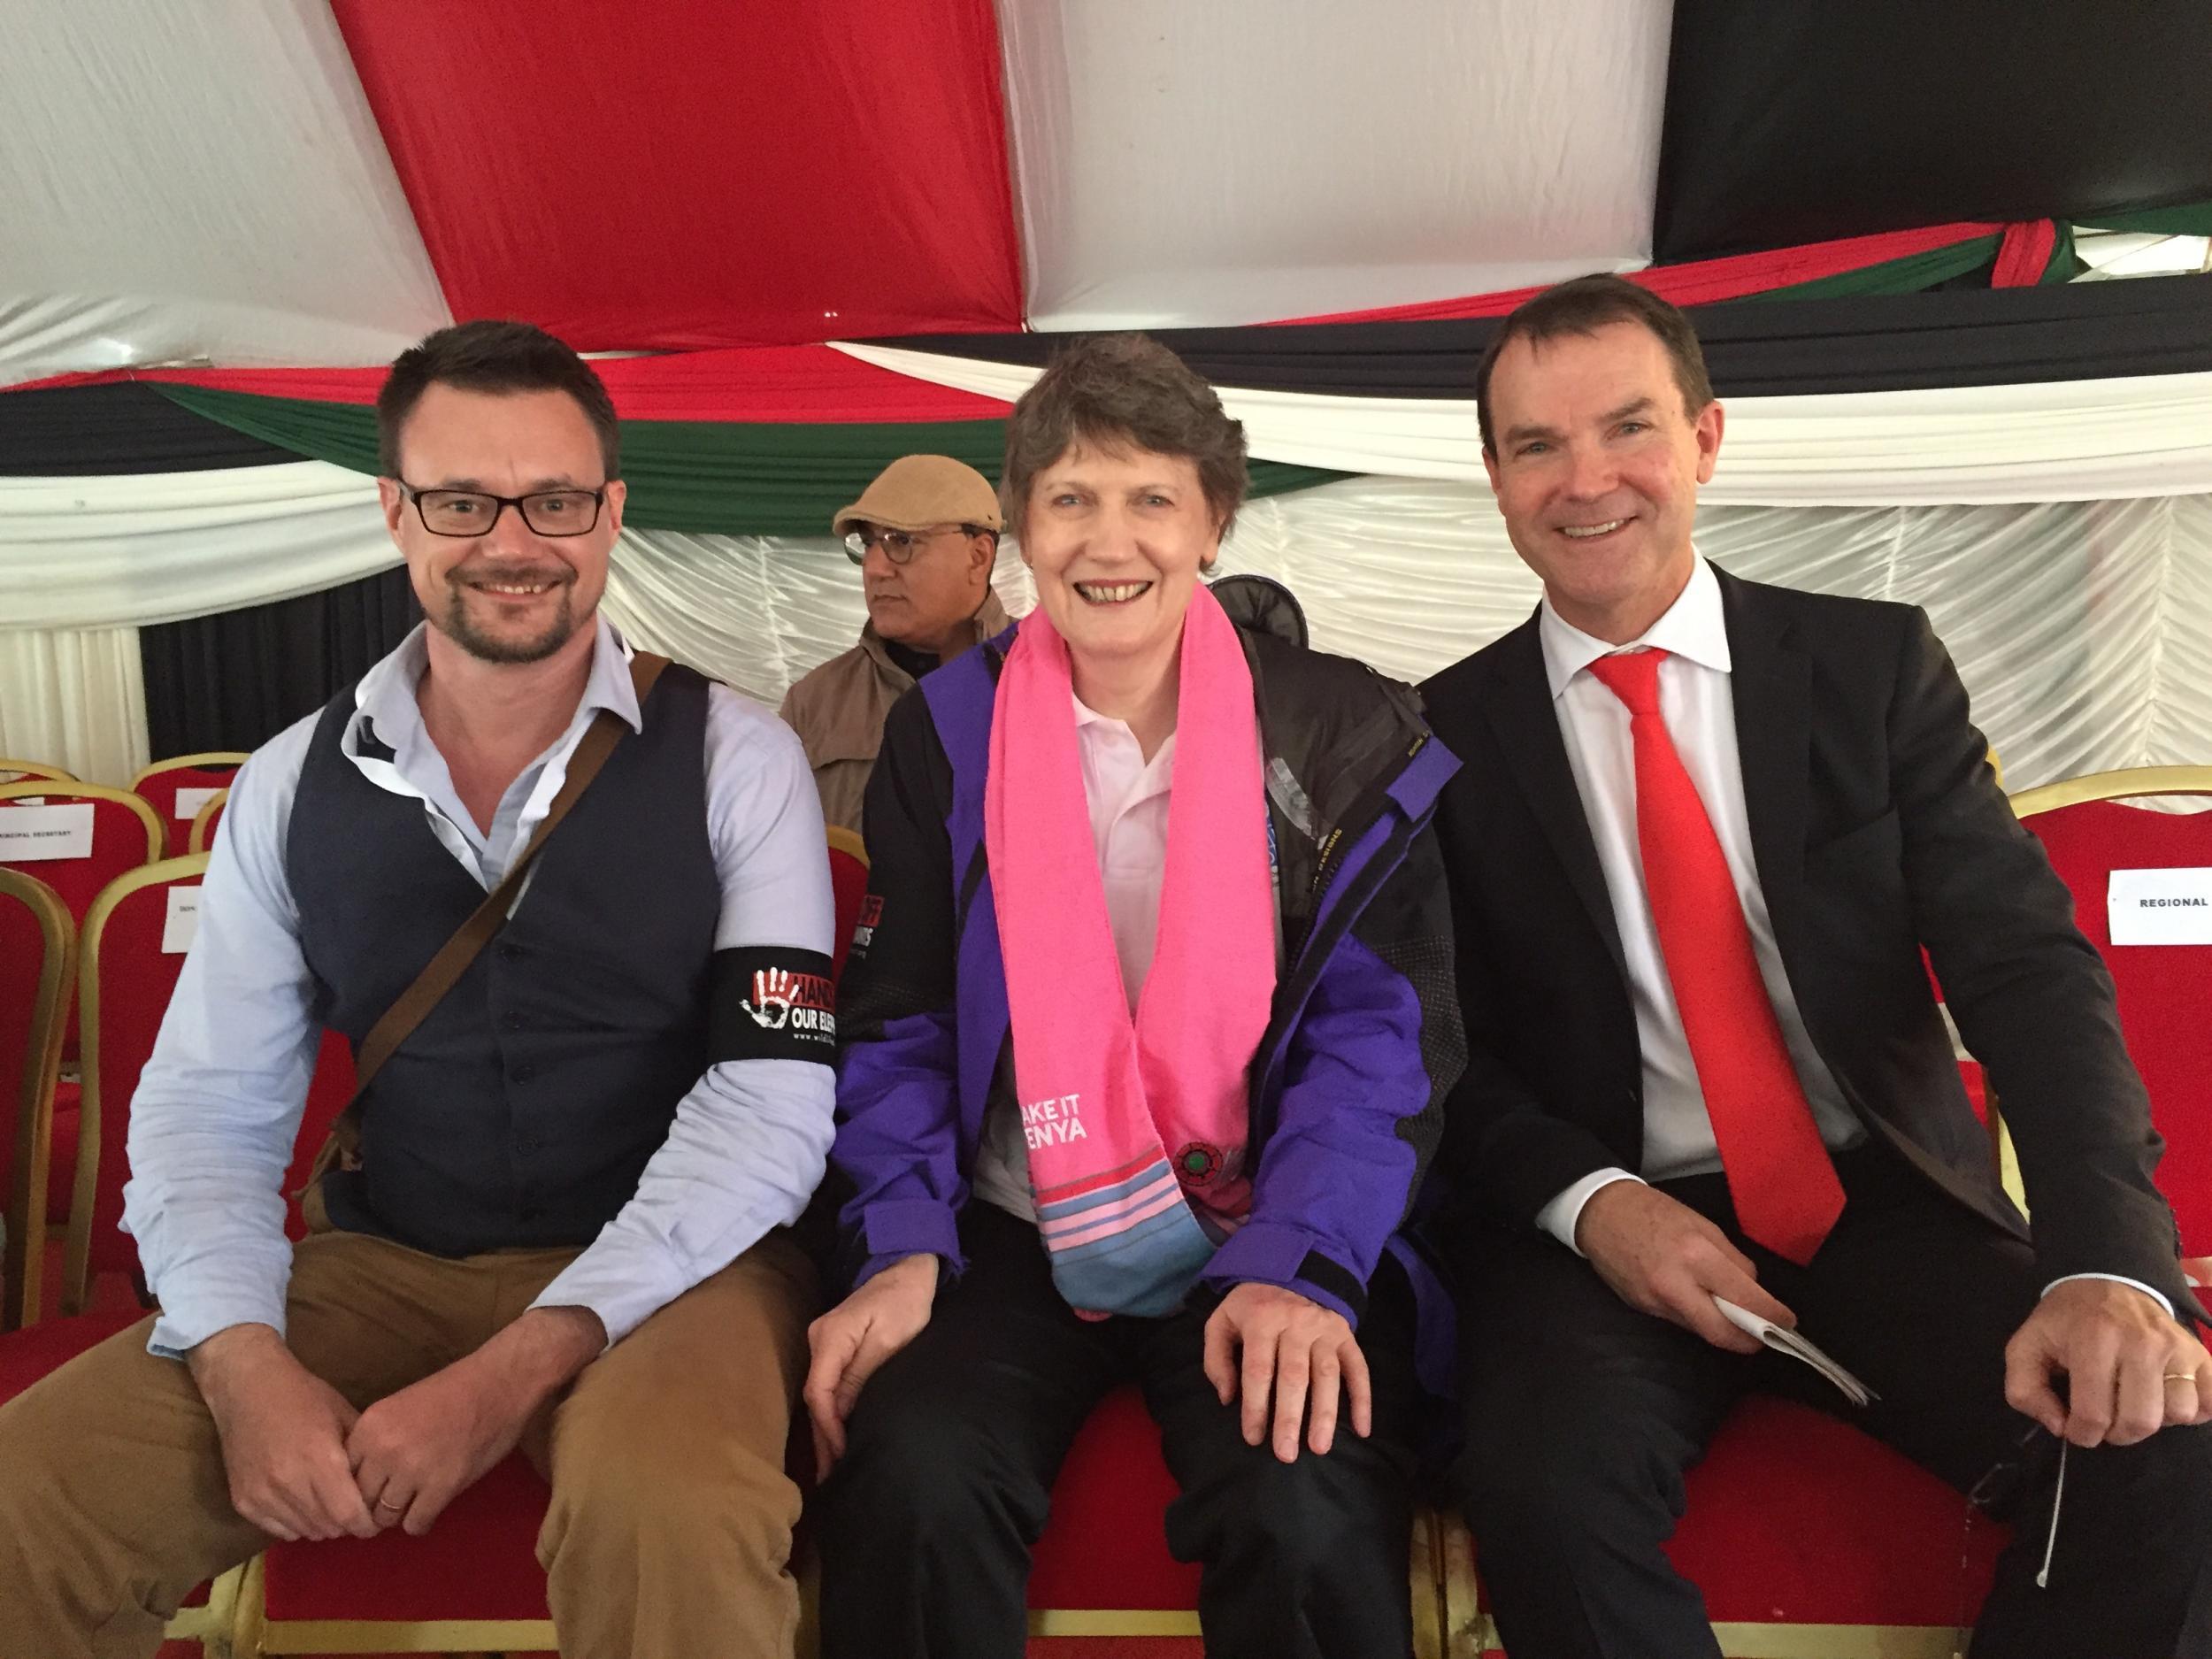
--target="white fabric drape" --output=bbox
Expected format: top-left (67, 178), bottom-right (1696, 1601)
top-left (999, 0), bottom-right (1670, 329)
top-left (0, 0), bottom-right (450, 386)
top-left (0, 462), bottom-right (396, 630)
top-left (603, 482), bottom-right (2212, 795)
top-left (0, 625), bottom-right (149, 785)
top-left (836, 344), bottom-right (2212, 505)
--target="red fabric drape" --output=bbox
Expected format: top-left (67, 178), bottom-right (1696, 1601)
top-left (12, 348), bottom-right (1011, 424)
top-left (1276, 221), bottom-right (2017, 326)
top-left (328, 0), bottom-right (1024, 349)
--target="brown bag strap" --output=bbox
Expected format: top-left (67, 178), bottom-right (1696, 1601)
top-left (311, 652), bottom-right (670, 1181)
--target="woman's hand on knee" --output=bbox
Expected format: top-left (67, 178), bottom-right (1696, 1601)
top-left (1203, 1283), bottom-right (1371, 1463)
top-left (803, 1254), bottom-right (940, 1479)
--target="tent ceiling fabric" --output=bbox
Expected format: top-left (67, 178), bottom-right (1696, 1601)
top-left (1654, 0), bottom-right (2212, 261)
top-left (327, 0), bottom-right (1024, 349)
top-left (0, 0), bottom-right (449, 386)
top-left (1001, 0), bottom-right (1672, 330)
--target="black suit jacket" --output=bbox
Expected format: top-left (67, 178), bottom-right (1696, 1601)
top-left (1419, 565), bottom-right (2191, 1314)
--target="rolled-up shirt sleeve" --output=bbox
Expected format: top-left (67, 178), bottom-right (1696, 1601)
top-left (530, 685), bottom-right (837, 1344)
top-left (126, 721), bottom-right (324, 1359)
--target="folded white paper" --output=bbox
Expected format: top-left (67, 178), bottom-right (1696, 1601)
top-left (1713, 1296), bottom-right (1878, 1407)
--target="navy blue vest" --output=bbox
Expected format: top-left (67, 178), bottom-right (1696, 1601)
top-left (287, 666), bottom-right (720, 1256)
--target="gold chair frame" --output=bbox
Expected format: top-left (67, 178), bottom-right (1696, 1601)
top-left (0, 868), bottom-right (73, 1330)
top-left (0, 757), bottom-right (78, 786)
top-left (188, 789), bottom-right (232, 855)
top-left (129, 751), bottom-right (251, 793)
top-left (63, 854), bottom-right (209, 1315)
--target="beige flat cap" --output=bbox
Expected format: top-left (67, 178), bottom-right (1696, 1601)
top-left (833, 454), bottom-right (1003, 537)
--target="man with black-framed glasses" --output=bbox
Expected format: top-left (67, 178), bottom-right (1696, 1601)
top-left (0, 320), bottom-right (836, 1657)
top-left (780, 454), bottom-right (1010, 833)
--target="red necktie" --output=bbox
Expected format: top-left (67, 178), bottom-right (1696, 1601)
top-left (1587, 649), bottom-right (1845, 1265)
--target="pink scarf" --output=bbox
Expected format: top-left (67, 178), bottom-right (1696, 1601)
top-left (985, 584), bottom-right (1277, 1316)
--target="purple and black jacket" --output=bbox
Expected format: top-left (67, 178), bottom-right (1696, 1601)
top-left (829, 617), bottom-right (1469, 1356)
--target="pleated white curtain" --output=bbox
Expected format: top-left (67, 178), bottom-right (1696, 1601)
top-left (0, 624), bottom-right (149, 786)
top-left (604, 482), bottom-right (2212, 795)
top-left (837, 346), bottom-right (2212, 505)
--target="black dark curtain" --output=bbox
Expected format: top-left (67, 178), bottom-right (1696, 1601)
top-left (1653, 1), bottom-right (2212, 261)
top-left (0, 382), bottom-right (298, 474)
top-left (139, 567), bottom-right (421, 757)
top-left (879, 275), bottom-right (2212, 399)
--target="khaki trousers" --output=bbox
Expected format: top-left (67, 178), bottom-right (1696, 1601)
top-left (0, 1225), bottom-right (816, 1659)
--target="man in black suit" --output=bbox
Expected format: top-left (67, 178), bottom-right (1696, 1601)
top-left (1420, 274), bottom-right (2212, 1659)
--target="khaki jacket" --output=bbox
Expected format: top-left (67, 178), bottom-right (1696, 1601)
top-left (779, 589), bottom-right (1012, 835)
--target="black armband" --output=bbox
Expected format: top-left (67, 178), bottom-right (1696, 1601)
top-left (708, 947), bottom-right (838, 1063)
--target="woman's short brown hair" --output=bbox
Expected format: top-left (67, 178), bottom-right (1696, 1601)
top-left (1000, 334), bottom-right (1248, 538)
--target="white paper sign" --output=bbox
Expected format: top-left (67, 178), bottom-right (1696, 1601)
top-left (173, 787), bottom-right (222, 821)
top-left (0, 802), bottom-right (94, 863)
top-left (2108, 867), bottom-right (2212, 945)
top-left (163, 886), bottom-right (202, 954)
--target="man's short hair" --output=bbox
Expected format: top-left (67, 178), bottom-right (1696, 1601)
top-left (1000, 334), bottom-right (1248, 536)
top-left (1473, 274), bottom-right (1715, 456)
top-left (376, 319), bottom-right (620, 480)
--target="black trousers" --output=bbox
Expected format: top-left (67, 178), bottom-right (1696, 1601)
top-left (1448, 1145), bottom-right (2212, 1659)
top-left (815, 1203), bottom-right (1425, 1659)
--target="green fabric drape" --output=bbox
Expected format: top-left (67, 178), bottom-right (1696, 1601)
top-left (1743, 232), bottom-right (2008, 302)
top-left (154, 386), bottom-right (1349, 537)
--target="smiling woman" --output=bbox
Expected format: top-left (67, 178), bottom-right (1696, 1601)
top-left (808, 334), bottom-right (1469, 1659)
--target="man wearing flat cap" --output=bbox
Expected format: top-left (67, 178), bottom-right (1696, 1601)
top-left (780, 454), bottom-right (1012, 834)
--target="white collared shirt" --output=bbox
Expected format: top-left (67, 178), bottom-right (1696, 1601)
top-left (970, 694), bottom-right (1177, 1221)
top-left (123, 615), bottom-right (837, 1356)
top-left (1532, 560), bottom-right (2173, 1316)
top-left (1532, 557), bottom-right (1864, 1250)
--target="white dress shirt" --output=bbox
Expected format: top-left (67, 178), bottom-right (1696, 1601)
top-left (1531, 558), bottom-right (2171, 1316)
top-left (970, 694), bottom-right (1176, 1221)
top-left (1532, 557), bottom-right (1863, 1250)
top-left (123, 615), bottom-right (837, 1357)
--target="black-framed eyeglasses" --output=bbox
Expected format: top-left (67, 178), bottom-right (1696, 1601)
top-left (843, 523), bottom-right (993, 567)
top-left (397, 481), bottom-right (608, 538)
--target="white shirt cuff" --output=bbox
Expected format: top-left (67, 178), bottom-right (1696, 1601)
top-left (1537, 1168), bottom-right (1645, 1256)
top-left (2042, 1271), bottom-right (2175, 1320)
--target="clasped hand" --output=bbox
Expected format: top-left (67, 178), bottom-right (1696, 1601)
top-left (189, 1308), bottom-right (601, 1540)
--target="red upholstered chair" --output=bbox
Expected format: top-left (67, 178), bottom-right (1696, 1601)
top-left (826, 824), bottom-right (871, 986)
top-left (1445, 1394), bottom-right (2008, 1657)
top-left (0, 757), bottom-right (76, 786)
top-left (131, 753), bottom-right (248, 858)
top-left (0, 868), bottom-right (73, 1330)
top-left (0, 780), bottom-right (165, 1231)
top-left (58, 856), bottom-right (210, 1315)
top-left (2012, 765), bottom-right (2212, 1306)
top-left (186, 788), bottom-right (229, 856)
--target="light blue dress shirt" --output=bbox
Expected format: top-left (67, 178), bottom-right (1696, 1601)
top-left (122, 616), bottom-right (836, 1357)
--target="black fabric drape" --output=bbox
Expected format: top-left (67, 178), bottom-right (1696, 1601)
top-left (879, 275), bottom-right (2212, 399)
top-left (1653, 1), bottom-right (2212, 263)
top-left (0, 382), bottom-right (298, 475)
top-left (139, 566), bottom-right (420, 757)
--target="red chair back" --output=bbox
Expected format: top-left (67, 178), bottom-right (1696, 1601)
top-left (2015, 773), bottom-right (2212, 1256)
top-left (0, 782), bottom-right (162, 927)
top-left (131, 755), bottom-right (247, 856)
top-left (0, 869), bottom-right (73, 1328)
top-left (68, 858), bottom-right (208, 1302)
top-left (826, 826), bottom-right (872, 986)
top-left (0, 783), bottom-right (161, 1061)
